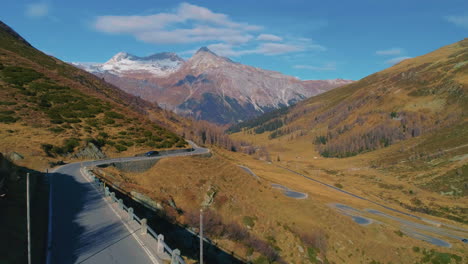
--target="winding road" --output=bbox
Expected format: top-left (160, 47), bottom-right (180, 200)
top-left (277, 164), bottom-right (468, 246)
top-left (46, 142), bottom-right (209, 264)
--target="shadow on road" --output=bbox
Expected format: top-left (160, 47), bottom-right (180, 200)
top-left (109, 186), bottom-right (245, 264)
top-left (51, 170), bottom-right (145, 263)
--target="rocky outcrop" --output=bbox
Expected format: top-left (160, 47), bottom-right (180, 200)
top-left (73, 142), bottom-right (106, 160)
top-left (201, 185), bottom-right (218, 208)
top-left (7, 152), bottom-right (24, 161)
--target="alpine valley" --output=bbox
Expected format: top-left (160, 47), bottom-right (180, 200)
top-left (74, 48), bottom-right (353, 124)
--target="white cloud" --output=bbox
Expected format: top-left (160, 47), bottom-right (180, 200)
top-left (376, 48), bottom-right (403, 56)
top-left (256, 42), bottom-right (306, 55)
top-left (25, 2), bottom-right (49, 18)
top-left (206, 43), bottom-right (245, 57)
top-left (136, 26), bottom-right (254, 44)
top-left (94, 2), bottom-right (261, 44)
top-left (294, 62), bottom-right (336, 71)
top-left (445, 15), bottom-right (468, 29)
top-left (257, 34), bottom-right (283, 42)
top-left (385, 56), bottom-right (412, 65)
top-left (205, 42), bottom-right (310, 57)
top-left (93, 2), bottom-right (326, 57)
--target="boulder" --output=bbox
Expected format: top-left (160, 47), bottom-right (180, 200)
top-left (8, 152), bottom-right (24, 161)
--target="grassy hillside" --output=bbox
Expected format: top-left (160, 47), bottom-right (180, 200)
top-left (0, 21), bottom-right (189, 170)
top-left (231, 38), bottom-right (467, 158)
top-left (229, 39), bottom-right (468, 225)
top-left (95, 148), bottom-right (466, 264)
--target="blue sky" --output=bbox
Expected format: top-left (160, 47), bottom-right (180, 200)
top-left (1, 0), bottom-right (467, 80)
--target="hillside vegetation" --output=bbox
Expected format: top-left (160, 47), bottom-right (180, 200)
top-left (0, 21), bottom-right (188, 169)
top-left (231, 38), bottom-right (467, 158)
top-left (229, 39), bottom-right (468, 226)
top-left (95, 148), bottom-right (466, 264)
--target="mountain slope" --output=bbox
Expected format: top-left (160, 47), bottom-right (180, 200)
top-left (229, 39), bottom-right (468, 222)
top-left (0, 21), bottom-right (188, 168)
top-left (76, 48), bottom-right (353, 124)
top-left (232, 39), bottom-right (467, 156)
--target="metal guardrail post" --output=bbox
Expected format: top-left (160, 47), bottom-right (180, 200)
top-left (171, 249), bottom-right (181, 264)
top-left (157, 234), bottom-right (164, 254)
top-left (105, 187), bottom-right (110, 196)
top-left (128, 207), bottom-right (134, 221)
top-left (118, 199), bottom-right (123, 210)
top-left (141, 218), bottom-right (147, 235)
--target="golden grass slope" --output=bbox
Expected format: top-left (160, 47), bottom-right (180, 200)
top-left (96, 148), bottom-right (466, 263)
top-left (229, 39), bottom-right (468, 234)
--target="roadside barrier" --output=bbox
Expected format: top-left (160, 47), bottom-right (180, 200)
top-left (84, 167), bottom-right (185, 264)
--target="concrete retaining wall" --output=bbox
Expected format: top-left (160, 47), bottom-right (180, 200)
top-left (100, 159), bottom-right (159, 173)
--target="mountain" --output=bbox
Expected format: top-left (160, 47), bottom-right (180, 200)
top-left (0, 20), bottom-right (188, 167)
top-left (231, 38), bottom-right (468, 157)
top-left (73, 52), bottom-right (184, 77)
top-left (75, 47), bottom-right (353, 124)
top-left (229, 39), bottom-right (468, 222)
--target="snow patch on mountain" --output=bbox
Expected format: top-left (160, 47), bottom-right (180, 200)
top-left (73, 52), bottom-right (184, 77)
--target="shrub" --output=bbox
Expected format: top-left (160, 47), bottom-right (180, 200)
top-left (1, 66), bottom-right (43, 86)
top-left (41, 144), bottom-right (54, 157)
top-left (225, 222), bottom-right (249, 242)
top-left (143, 131), bottom-right (153, 137)
top-left (49, 127), bottom-right (65, 133)
top-left (307, 247), bottom-right (318, 262)
top-left (242, 216), bottom-right (256, 228)
top-left (104, 111), bottom-right (124, 119)
top-left (98, 132), bottom-right (109, 138)
top-left (299, 229), bottom-right (328, 255)
top-left (0, 115), bottom-right (19, 123)
top-left (103, 118), bottom-right (115, 124)
top-left (118, 140), bottom-right (134, 147)
top-left (114, 144), bottom-right (127, 152)
top-left (63, 138), bottom-right (80, 153)
top-left (0, 101), bottom-right (17, 106)
top-left (247, 236), bottom-right (279, 262)
top-left (203, 210), bottom-right (225, 237)
top-left (334, 183), bottom-right (343, 189)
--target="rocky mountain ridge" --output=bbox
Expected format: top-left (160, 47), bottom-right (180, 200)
top-left (75, 47), bottom-right (353, 124)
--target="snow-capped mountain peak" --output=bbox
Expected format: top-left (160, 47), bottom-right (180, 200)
top-left (107, 52), bottom-right (134, 63)
top-left (75, 52), bottom-right (184, 77)
top-left (73, 48), bottom-right (353, 124)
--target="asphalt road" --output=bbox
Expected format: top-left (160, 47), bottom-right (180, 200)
top-left (47, 142), bottom-right (209, 264)
top-left (276, 164), bottom-right (468, 245)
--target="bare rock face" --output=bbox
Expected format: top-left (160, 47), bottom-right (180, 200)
top-left (201, 185), bottom-right (218, 208)
top-left (74, 142), bottom-right (106, 160)
top-left (8, 152), bottom-right (24, 161)
top-left (74, 47), bottom-right (353, 124)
